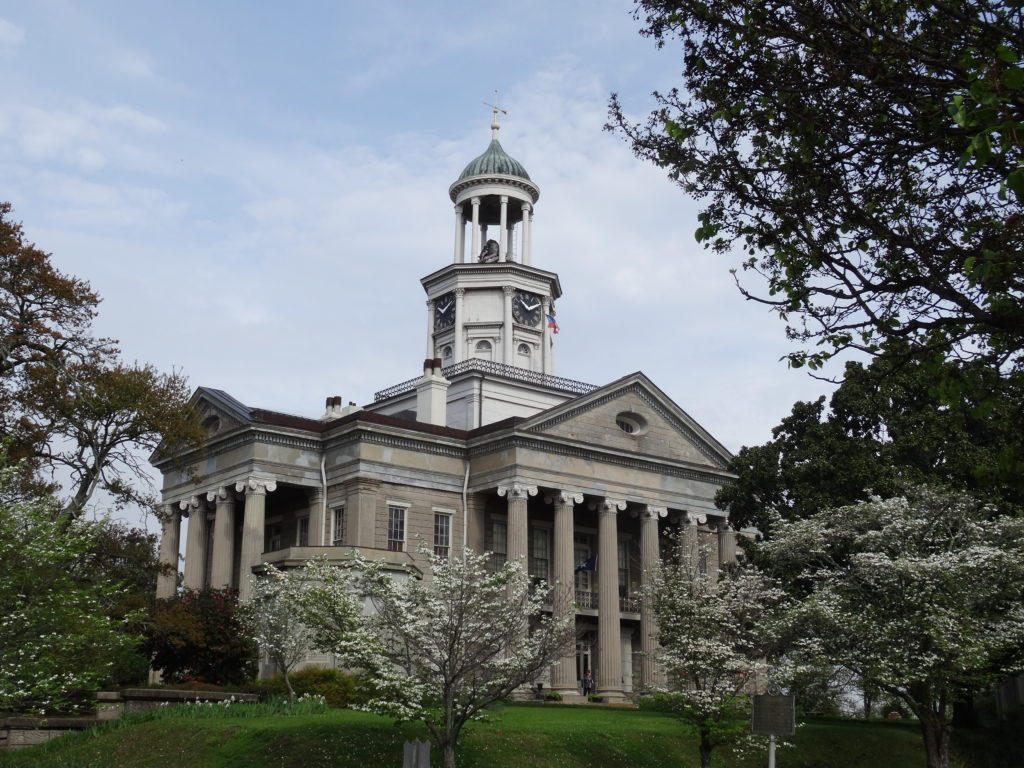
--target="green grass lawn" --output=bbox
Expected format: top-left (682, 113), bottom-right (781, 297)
top-left (0, 703), bottom-right (1012, 768)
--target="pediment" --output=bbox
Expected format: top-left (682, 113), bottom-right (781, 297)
top-left (190, 387), bottom-right (252, 438)
top-left (518, 373), bottom-right (733, 469)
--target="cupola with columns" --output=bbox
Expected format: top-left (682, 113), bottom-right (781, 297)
top-left (422, 105), bottom-right (561, 375)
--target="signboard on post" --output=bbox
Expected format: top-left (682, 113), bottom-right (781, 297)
top-left (751, 694), bottom-right (796, 736)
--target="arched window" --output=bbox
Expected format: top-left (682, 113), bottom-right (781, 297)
top-left (474, 339), bottom-right (493, 361)
top-left (442, 345), bottom-right (453, 361)
top-left (517, 343), bottom-right (531, 356)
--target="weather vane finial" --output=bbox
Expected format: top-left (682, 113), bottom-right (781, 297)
top-left (483, 90), bottom-right (507, 140)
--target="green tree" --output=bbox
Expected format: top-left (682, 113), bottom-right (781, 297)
top-left (715, 350), bottom-right (1024, 532)
top-left (0, 203), bottom-right (200, 518)
top-left (608, 1), bottom-right (1024, 373)
top-left (146, 588), bottom-right (257, 686)
top-left (759, 487), bottom-right (1024, 768)
top-left (0, 464), bottom-right (142, 714)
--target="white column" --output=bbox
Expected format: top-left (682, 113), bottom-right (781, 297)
top-left (550, 490), bottom-right (582, 695)
top-left (685, 511), bottom-right (708, 577)
top-left (542, 297), bottom-right (553, 375)
top-left (497, 483), bottom-right (537, 571)
top-left (156, 503), bottom-right (181, 599)
top-left (181, 496), bottom-right (206, 590)
top-left (453, 204), bottom-right (465, 263)
top-left (498, 195), bottom-right (509, 261)
top-left (521, 204), bottom-right (532, 265)
top-left (502, 285), bottom-right (514, 365)
top-left (597, 498), bottom-right (626, 702)
top-left (639, 505), bottom-right (667, 691)
top-left (453, 288), bottom-right (465, 364)
top-left (470, 197), bottom-right (481, 261)
top-left (717, 520), bottom-right (737, 567)
top-left (426, 299), bottom-right (435, 358)
top-left (237, 476), bottom-right (277, 603)
top-left (208, 486), bottom-right (237, 590)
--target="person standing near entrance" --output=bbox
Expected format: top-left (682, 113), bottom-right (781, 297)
top-left (582, 669), bottom-right (594, 697)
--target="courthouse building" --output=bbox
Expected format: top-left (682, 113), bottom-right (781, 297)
top-left (152, 114), bottom-right (739, 702)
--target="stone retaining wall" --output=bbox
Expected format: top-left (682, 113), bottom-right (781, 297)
top-left (1, 689), bottom-right (259, 751)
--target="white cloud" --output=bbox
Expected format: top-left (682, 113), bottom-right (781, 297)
top-left (0, 18), bottom-right (25, 55)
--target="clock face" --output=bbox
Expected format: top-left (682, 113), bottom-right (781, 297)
top-left (512, 290), bottom-right (542, 327)
top-left (434, 292), bottom-right (455, 330)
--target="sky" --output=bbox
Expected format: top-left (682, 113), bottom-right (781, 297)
top-left (0, 1), bottom-right (842, 532)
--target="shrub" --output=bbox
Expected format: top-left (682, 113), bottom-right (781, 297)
top-left (544, 690), bottom-right (563, 702)
top-left (145, 588), bottom-right (257, 686)
top-left (244, 667), bottom-right (368, 708)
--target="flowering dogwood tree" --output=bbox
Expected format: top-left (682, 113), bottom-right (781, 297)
top-left (0, 465), bottom-right (140, 713)
top-left (650, 541), bottom-right (786, 768)
top-left (760, 487), bottom-right (1024, 768)
top-left (302, 549), bottom-right (574, 768)
top-left (240, 563), bottom-right (326, 703)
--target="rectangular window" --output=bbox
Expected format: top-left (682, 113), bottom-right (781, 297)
top-left (531, 527), bottom-right (550, 582)
top-left (332, 507), bottom-right (346, 546)
top-left (618, 540), bottom-right (630, 598)
top-left (434, 513), bottom-right (451, 558)
top-left (296, 516), bottom-right (309, 547)
top-left (489, 520), bottom-right (507, 572)
top-left (574, 534), bottom-right (592, 593)
top-left (266, 523), bottom-right (282, 553)
top-left (387, 506), bottom-right (406, 552)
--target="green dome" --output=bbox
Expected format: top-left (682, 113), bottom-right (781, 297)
top-left (458, 139), bottom-right (531, 181)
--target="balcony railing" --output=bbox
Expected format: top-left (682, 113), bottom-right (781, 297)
top-left (374, 359), bottom-right (598, 401)
top-left (573, 590), bottom-right (641, 613)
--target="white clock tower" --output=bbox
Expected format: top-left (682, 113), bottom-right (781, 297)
top-left (422, 108), bottom-right (560, 374)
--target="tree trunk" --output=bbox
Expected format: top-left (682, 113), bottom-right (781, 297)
top-left (699, 728), bottom-right (714, 768)
top-left (443, 742), bottom-right (457, 768)
top-left (918, 709), bottom-right (951, 768)
top-left (284, 669), bottom-right (295, 705)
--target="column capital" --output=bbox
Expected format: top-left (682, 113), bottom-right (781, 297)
top-left (426, 298), bottom-right (435, 309)
top-left (521, 202), bottom-right (531, 212)
top-left (500, 195), bottom-right (509, 203)
top-left (454, 287), bottom-right (466, 297)
top-left (634, 504), bottom-right (667, 520)
top-left (179, 495), bottom-right (202, 515)
top-left (470, 196), bottom-right (481, 206)
top-left (546, 490), bottom-right (583, 506)
top-left (497, 483), bottom-right (538, 500)
top-left (592, 498), bottom-right (627, 515)
top-left (684, 510), bottom-right (708, 526)
top-left (502, 284), bottom-right (515, 297)
top-left (236, 476), bottom-right (277, 496)
top-left (206, 486), bottom-right (233, 504)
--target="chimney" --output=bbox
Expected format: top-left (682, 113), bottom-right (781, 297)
top-left (321, 395), bottom-right (344, 420)
top-left (416, 359), bottom-right (449, 426)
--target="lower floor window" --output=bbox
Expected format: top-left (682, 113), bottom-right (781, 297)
top-left (332, 507), bottom-right (346, 546)
top-left (296, 516), bottom-right (309, 547)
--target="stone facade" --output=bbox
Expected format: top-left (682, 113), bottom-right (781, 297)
top-left (151, 117), bottom-right (738, 703)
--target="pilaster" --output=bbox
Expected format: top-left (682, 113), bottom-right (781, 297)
top-left (308, 486), bottom-right (326, 547)
top-left (346, 477), bottom-right (381, 549)
top-left (453, 288), bottom-right (465, 364)
top-left (502, 285), bottom-right (514, 365)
